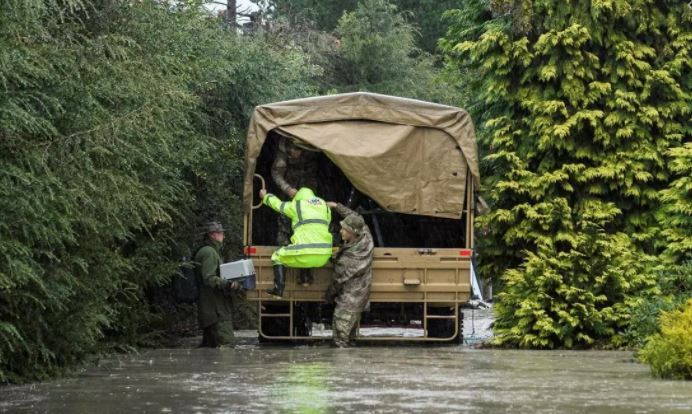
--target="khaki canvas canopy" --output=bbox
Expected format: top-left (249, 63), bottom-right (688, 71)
top-left (243, 92), bottom-right (479, 219)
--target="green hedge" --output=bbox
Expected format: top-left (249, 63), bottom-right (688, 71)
top-left (440, 0), bottom-right (691, 349)
top-left (639, 299), bottom-right (692, 380)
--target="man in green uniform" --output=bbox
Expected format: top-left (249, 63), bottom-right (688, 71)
top-left (324, 202), bottom-right (374, 348)
top-left (271, 137), bottom-right (320, 214)
top-left (195, 221), bottom-right (240, 347)
top-left (270, 137), bottom-right (321, 287)
top-left (258, 187), bottom-right (332, 297)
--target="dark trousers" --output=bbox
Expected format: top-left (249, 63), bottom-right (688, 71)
top-left (200, 320), bottom-right (235, 348)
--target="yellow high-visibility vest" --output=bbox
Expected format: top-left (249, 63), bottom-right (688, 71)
top-left (263, 187), bottom-right (332, 257)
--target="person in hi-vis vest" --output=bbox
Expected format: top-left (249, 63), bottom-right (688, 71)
top-left (259, 187), bottom-right (333, 297)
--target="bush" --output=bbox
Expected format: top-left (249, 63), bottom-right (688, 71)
top-left (625, 262), bottom-right (691, 347)
top-left (639, 299), bottom-right (692, 380)
top-left (492, 229), bottom-right (655, 349)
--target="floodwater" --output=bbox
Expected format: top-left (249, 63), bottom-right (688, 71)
top-left (1, 310), bottom-right (690, 413)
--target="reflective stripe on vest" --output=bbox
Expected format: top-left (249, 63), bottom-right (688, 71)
top-left (293, 199), bottom-right (330, 230)
top-left (284, 243), bottom-right (333, 250)
top-left (297, 200), bottom-right (303, 220)
top-left (293, 218), bottom-right (329, 230)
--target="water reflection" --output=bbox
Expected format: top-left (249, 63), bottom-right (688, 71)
top-left (274, 363), bottom-right (330, 413)
top-left (1, 338), bottom-right (691, 413)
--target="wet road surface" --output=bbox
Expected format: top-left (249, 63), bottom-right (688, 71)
top-left (1, 309), bottom-right (690, 413)
top-left (2, 343), bottom-right (691, 412)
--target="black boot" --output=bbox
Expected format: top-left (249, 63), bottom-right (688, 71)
top-left (299, 268), bottom-right (313, 287)
top-left (266, 265), bottom-right (286, 297)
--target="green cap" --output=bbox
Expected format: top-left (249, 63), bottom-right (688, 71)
top-left (340, 214), bottom-right (365, 235)
top-left (204, 221), bottom-right (225, 233)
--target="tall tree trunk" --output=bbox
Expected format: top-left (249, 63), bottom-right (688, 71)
top-left (226, 0), bottom-right (236, 28)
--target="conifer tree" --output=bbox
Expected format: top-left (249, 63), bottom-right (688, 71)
top-left (328, 0), bottom-right (459, 103)
top-left (442, 1), bottom-right (691, 347)
top-left (658, 142), bottom-right (692, 264)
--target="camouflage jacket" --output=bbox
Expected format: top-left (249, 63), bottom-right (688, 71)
top-left (271, 138), bottom-right (319, 196)
top-left (331, 204), bottom-right (374, 312)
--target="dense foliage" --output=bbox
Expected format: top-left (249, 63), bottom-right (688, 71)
top-left (494, 230), bottom-right (656, 348)
top-left (0, 0), bottom-right (317, 383)
top-left (328, 0), bottom-right (458, 102)
top-left (638, 299), bottom-right (692, 380)
top-left (626, 143), bottom-right (691, 350)
top-left (441, 0), bottom-right (691, 348)
top-left (658, 142), bottom-right (692, 264)
top-left (631, 139), bottom-right (691, 374)
top-left (626, 262), bottom-right (691, 346)
top-left (262, 0), bottom-right (465, 53)
top-left (256, 0), bottom-right (462, 103)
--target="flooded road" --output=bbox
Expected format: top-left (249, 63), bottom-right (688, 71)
top-left (2, 338), bottom-right (691, 413)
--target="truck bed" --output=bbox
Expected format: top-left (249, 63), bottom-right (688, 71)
top-left (246, 246), bottom-right (472, 304)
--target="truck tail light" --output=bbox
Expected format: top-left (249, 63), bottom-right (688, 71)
top-left (459, 249), bottom-right (472, 257)
top-left (244, 246), bottom-right (257, 256)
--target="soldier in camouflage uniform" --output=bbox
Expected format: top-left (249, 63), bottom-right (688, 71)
top-left (324, 202), bottom-right (374, 348)
top-left (271, 136), bottom-right (320, 285)
top-left (272, 137), bottom-right (320, 244)
top-left (195, 221), bottom-right (241, 347)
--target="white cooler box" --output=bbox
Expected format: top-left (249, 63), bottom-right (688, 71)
top-left (220, 259), bottom-right (256, 290)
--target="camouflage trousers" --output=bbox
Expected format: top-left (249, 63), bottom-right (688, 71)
top-left (333, 307), bottom-right (360, 348)
top-left (201, 319), bottom-right (235, 348)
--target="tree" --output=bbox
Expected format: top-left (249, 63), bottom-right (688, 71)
top-left (441, 0), bottom-right (691, 348)
top-left (257, 0), bottom-right (358, 31)
top-left (625, 144), bottom-right (692, 351)
top-left (393, 0), bottom-right (465, 53)
top-left (0, 0), bottom-right (317, 383)
top-left (326, 0), bottom-right (460, 103)
top-left (262, 0), bottom-right (466, 53)
top-left (658, 143), bottom-right (692, 264)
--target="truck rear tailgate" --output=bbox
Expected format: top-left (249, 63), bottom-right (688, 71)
top-left (245, 246), bottom-right (472, 304)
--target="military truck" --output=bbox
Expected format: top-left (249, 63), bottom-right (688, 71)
top-left (241, 92), bottom-right (480, 343)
